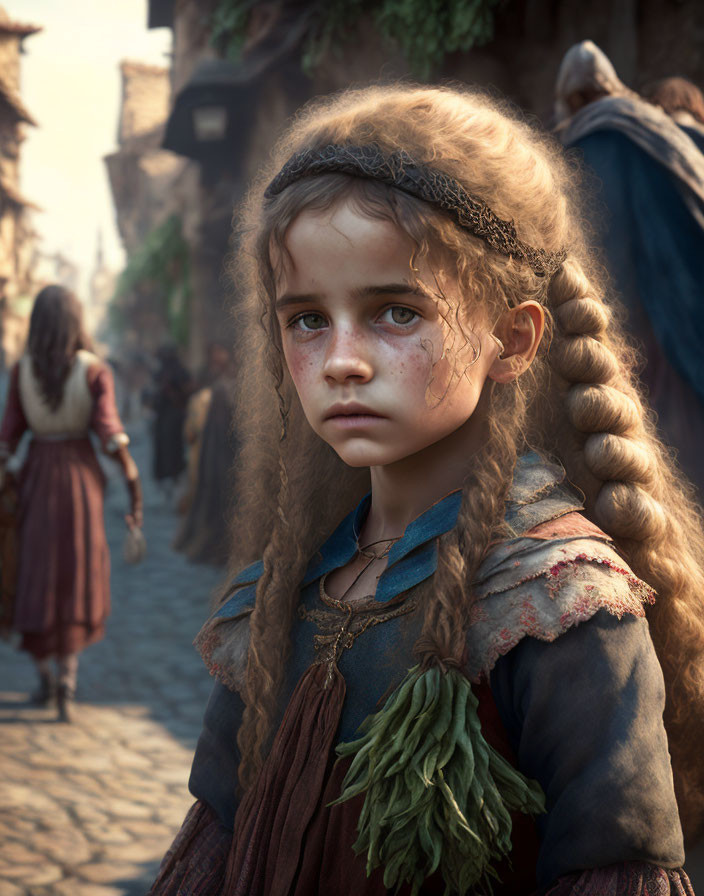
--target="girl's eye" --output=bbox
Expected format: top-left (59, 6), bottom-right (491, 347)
top-left (291, 312), bottom-right (327, 332)
top-left (381, 306), bottom-right (419, 326)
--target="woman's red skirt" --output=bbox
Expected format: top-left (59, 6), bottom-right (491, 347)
top-left (14, 436), bottom-right (110, 659)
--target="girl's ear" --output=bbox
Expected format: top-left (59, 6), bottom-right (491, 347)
top-left (488, 301), bottom-right (545, 383)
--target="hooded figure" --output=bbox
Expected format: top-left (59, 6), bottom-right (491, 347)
top-left (555, 41), bottom-right (704, 500)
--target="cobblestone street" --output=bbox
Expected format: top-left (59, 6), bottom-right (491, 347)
top-left (0, 424), bottom-right (223, 896)
top-left (2, 424), bottom-right (704, 896)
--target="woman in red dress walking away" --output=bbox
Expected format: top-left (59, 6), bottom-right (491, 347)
top-left (0, 285), bottom-right (143, 721)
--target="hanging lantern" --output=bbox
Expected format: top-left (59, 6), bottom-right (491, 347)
top-left (162, 59), bottom-right (256, 165)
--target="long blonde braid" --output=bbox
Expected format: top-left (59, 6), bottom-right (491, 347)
top-left (545, 258), bottom-right (704, 837)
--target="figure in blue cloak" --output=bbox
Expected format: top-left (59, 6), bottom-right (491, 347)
top-left (554, 42), bottom-right (704, 501)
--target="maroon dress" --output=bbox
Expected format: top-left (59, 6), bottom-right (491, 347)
top-left (0, 353), bottom-right (128, 659)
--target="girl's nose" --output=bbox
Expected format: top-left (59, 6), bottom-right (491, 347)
top-left (323, 328), bottom-right (374, 384)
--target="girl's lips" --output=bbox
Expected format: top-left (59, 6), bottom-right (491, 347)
top-left (324, 402), bottom-right (383, 419)
top-left (325, 413), bottom-right (386, 428)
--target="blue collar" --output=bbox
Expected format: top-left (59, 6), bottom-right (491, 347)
top-left (216, 489), bottom-right (463, 617)
top-left (301, 490), bottom-right (463, 601)
top-left (215, 451), bottom-right (583, 619)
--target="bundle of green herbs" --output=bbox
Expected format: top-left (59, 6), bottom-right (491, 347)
top-left (334, 664), bottom-right (545, 895)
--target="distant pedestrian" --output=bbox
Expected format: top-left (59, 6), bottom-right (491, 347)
top-left (0, 285), bottom-right (143, 721)
top-left (177, 341), bottom-right (231, 518)
top-left (642, 76), bottom-right (704, 152)
top-left (177, 386), bottom-right (212, 517)
top-left (149, 345), bottom-right (191, 502)
top-left (555, 41), bottom-right (704, 500)
top-left (173, 371), bottom-right (237, 565)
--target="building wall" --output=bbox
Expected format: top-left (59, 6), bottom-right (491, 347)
top-left (105, 143), bottom-right (184, 254)
top-left (170, 0), bottom-right (219, 96)
top-left (106, 60), bottom-right (187, 357)
top-left (105, 62), bottom-right (183, 257)
top-left (0, 13), bottom-right (40, 368)
top-left (0, 112), bottom-right (20, 190)
top-left (0, 33), bottom-right (20, 94)
top-left (108, 61), bottom-right (185, 257)
top-left (118, 61), bottom-right (172, 146)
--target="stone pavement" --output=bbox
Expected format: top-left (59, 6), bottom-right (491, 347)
top-left (0, 423), bottom-right (223, 896)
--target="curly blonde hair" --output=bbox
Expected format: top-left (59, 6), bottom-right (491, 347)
top-left (227, 84), bottom-right (704, 839)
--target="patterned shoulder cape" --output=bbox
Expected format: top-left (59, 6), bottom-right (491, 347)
top-left (194, 452), bottom-right (654, 692)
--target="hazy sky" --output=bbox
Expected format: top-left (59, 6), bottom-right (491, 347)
top-left (9, 0), bottom-right (172, 289)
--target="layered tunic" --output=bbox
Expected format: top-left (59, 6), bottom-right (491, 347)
top-left (0, 351), bottom-right (128, 658)
top-left (151, 453), bottom-right (691, 895)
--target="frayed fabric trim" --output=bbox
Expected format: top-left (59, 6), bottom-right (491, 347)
top-left (194, 612), bottom-right (252, 694)
top-left (466, 552), bottom-right (655, 682)
top-left (538, 861), bottom-right (694, 895)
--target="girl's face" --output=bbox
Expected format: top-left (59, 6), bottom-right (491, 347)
top-left (274, 199), bottom-right (501, 468)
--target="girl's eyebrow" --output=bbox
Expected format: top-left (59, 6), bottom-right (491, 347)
top-left (353, 283), bottom-right (425, 299)
top-left (275, 282), bottom-right (423, 309)
top-left (275, 292), bottom-right (319, 309)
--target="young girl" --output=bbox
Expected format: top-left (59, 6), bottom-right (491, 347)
top-left (151, 85), bottom-right (704, 895)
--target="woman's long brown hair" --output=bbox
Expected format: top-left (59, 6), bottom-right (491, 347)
top-left (27, 285), bottom-right (92, 411)
top-left (226, 85), bottom-right (704, 839)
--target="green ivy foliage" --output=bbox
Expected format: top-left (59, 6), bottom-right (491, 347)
top-left (210, 0), bottom-right (501, 79)
top-left (111, 214), bottom-right (191, 346)
top-left (210, 0), bottom-right (250, 62)
top-left (376, 0), bottom-right (501, 78)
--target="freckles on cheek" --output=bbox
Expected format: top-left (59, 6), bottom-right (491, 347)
top-left (383, 343), bottom-right (436, 407)
top-left (399, 344), bottom-right (435, 387)
top-left (284, 343), bottom-right (317, 389)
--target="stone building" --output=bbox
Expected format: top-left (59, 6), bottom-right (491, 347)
top-left (104, 60), bottom-right (186, 356)
top-left (106, 61), bottom-right (181, 253)
top-left (0, 7), bottom-right (41, 368)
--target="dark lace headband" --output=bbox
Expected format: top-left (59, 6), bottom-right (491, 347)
top-left (265, 143), bottom-right (567, 278)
